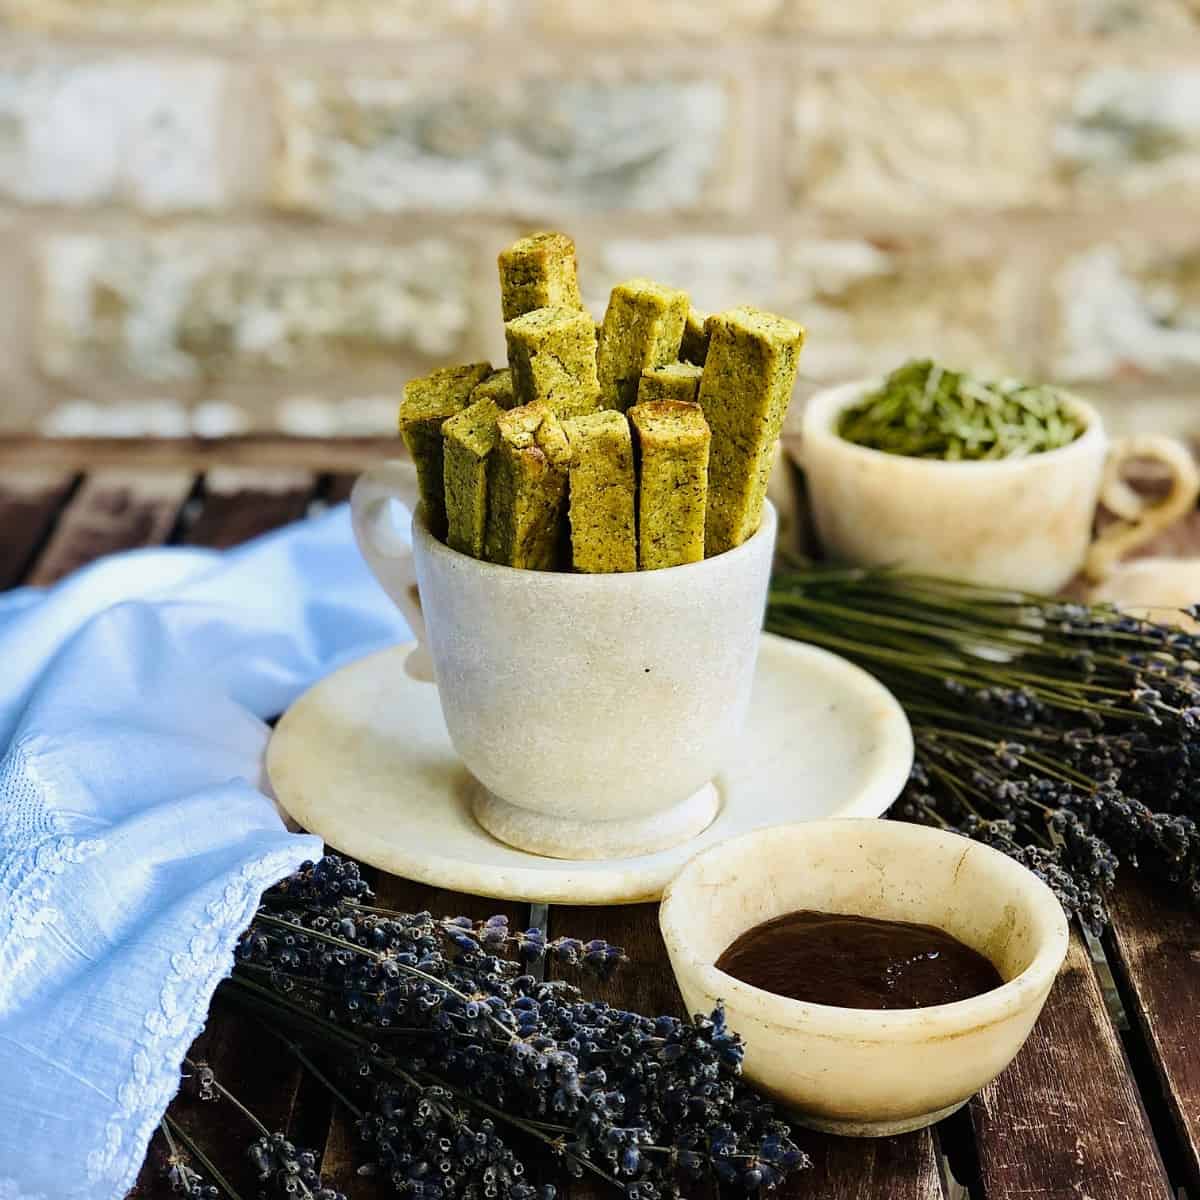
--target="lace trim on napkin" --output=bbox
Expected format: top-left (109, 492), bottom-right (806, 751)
top-left (0, 740), bottom-right (106, 1016)
top-left (0, 738), bottom-right (312, 1197)
top-left (91, 845), bottom-right (309, 1196)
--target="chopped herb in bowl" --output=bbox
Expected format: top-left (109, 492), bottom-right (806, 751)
top-left (837, 359), bottom-right (1085, 462)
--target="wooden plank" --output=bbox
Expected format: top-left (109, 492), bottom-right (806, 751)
top-left (969, 930), bottom-right (1171, 1200)
top-left (789, 1127), bottom-right (944, 1200)
top-left (182, 469), bottom-right (315, 549)
top-left (25, 470), bottom-right (193, 587)
top-left (325, 473), bottom-right (358, 505)
top-left (546, 903), bottom-right (944, 1200)
top-left (129, 471), bottom-right (323, 1197)
top-left (1106, 875), bottom-right (1200, 1194)
top-left (132, 991), bottom-right (316, 1198)
top-left (0, 435), bottom-right (398, 473)
top-left (0, 471), bottom-right (76, 591)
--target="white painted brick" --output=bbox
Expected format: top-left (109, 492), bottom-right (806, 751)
top-left (1051, 241), bottom-right (1200, 383)
top-left (586, 236), bottom-right (782, 317)
top-left (783, 0), bottom-right (1030, 34)
top-left (537, 0), bottom-right (781, 35)
top-left (793, 62), bottom-right (1050, 216)
top-left (274, 74), bottom-right (738, 217)
top-left (780, 235), bottom-right (1027, 382)
top-left (2, 0), bottom-right (501, 35)
top-left (38, 234), bottom-right (473, 383)
top-left (1054, 67), bottom-right (1200, 202)
top-left (1068, 0), bottom-right (1200, 35)
top-left (0, 57), bottom-right (229, 213)
top-left (277, 394), bottom-right (399, 435)
top-left (40, 399), bottom-right (192, 437)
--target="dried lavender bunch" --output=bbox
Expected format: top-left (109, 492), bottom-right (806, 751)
top-left (217, 856), bottom-right (806, 1200)
top-left (767, 565), bottom-right (1200, 927)
top-left (152, 1058), bottom-right (349, 1200)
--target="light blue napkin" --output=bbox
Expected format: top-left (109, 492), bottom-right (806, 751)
top-left (0, 505), bottom-right (408, 1199)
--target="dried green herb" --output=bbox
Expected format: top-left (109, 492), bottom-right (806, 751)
top-left (837, 360), bottom-right (1084, 462)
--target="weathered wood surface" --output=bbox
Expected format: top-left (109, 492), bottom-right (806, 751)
top-left (790, 1130), bottom-right (944, 1200)
top-left (1106, 875), bottom-right (1200, 1195)
top-left (26, 470), bottom-right (193, 586)
top-left (0, 471), bottom-right (75, 590)
top-left (0, 435), bottom-right (397, 472)
top-left (325, 474), bottom-right (359, 506)
top-left (183, 469), bottom-right (317, 550)
top-left (969, 931), bottom-right (1171, 1200)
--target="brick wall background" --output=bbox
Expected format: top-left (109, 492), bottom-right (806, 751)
top-left (1, 0), bottom-right (1198, 439)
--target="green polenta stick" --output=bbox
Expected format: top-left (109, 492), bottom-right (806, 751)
top-left (596, 279), bottom-right (689, 412)
top-left (680, 307), bottom-right (711, 366)
top-left (470, 367), bottom-right (518, 411)
top-left (498, 232), bottom-right (584, 323)
top-left (443, 398), bottom-right (503, 559)
top-left (698, 306), bottom-right (804, 556)
top-left (398, 362), bottom-right (492, 534)
top-left (629, 400), bottom-right (711, 571)
top-left (484, 402), bottom-right (571, 571)
top-left (563, 410), bottom-right (637, 574)
top-left (638, 361), bottom-right (703, 406)
top-left (505, 307), bottom-right (601, 419)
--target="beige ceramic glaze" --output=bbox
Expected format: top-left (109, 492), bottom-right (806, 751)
top-left (351, 461), bottom-right (777, 860)
top-left (660, 820), bottom-right (1069, 1137)
top-left (1089, 557), bottom-right (1200, 632)
top-left (266, 635), bottom-right (914, 903)
top-left (801, 381), bottom-right (1197, 592)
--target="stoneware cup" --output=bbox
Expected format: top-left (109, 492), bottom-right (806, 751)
top-left (351, 460), bottom-right (777, 861)
top-left (801, 380), bottom-right (1198, 592)
top-left (660, 819), bottom-right (1069, 1137)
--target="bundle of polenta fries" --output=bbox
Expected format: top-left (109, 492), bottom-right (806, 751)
top-left (397, 232), bottom-right (805, 573)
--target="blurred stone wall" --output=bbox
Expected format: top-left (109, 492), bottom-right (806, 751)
top-left (0, 0), bottom-right (1198, 438)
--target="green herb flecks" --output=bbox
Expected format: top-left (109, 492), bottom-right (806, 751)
top-left (837, 359), bottom-right (1084, 462)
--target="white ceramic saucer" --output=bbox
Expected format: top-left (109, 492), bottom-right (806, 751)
top-left (267, 633), bottom-right (913, 904)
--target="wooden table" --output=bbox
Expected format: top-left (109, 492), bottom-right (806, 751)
top-left (1, 439), bottom-right (1197, 1200)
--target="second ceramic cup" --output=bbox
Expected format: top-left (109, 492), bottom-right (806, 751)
top-left (801, 380), bottom-right (1198, 593)
top-left (352, 461), bottom-right (777, 861)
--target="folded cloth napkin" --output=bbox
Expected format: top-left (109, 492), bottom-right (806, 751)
top-left (0, 505), bottom-right (407, 1200)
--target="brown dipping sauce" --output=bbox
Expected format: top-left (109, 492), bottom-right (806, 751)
top-left (715, 910), bottom-right (1004, 1010)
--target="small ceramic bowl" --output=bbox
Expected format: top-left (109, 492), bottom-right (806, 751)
top-left (659, 819), bottom-right (1069, 1137)
top-left (800, 379), bottom-right (1109, 592)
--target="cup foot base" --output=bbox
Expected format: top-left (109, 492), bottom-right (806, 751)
top-left (791, 1099), bottom-right (969, 1139)
top-left (471, 782), bottom-right (721, 861)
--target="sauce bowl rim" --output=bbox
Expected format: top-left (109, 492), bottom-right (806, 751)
top-left (659, 818), bottom-right (1071, 1038)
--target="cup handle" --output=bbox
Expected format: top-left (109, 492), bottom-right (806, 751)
top-left (1084, 435), bottom-right (1200, 583)
top-left (350, 460), bottom-right (435, 682)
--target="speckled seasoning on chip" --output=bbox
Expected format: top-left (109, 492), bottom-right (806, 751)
top-left (563, 410), bottom-right (638, 574)
top-left (484, 402), bottom-right (572, 570)
top-left (629, 400), bottom-right (711, 570)
top-left (398, 362), bottom-right (492, 534)
top-left (698, 307), bottom-right (804, 556)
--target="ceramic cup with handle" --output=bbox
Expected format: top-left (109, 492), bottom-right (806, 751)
top-left (801, 380), bottom-right (1199, 593)
top-left (351, 461), bottom-right (777, 861)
